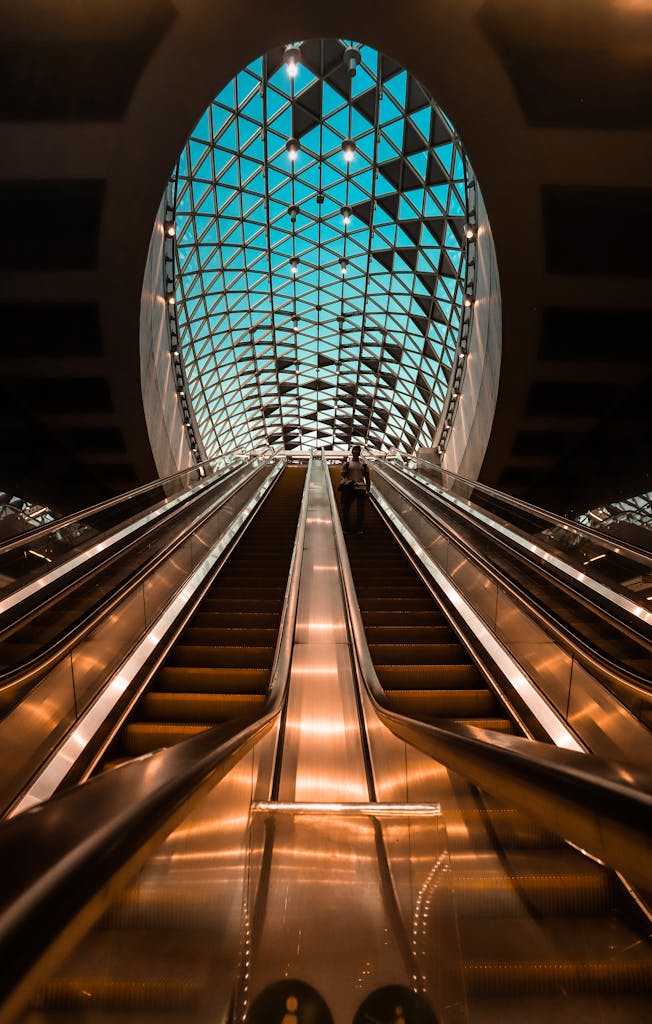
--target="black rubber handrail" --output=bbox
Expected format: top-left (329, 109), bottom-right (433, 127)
top-left (0, 458), bottom-right (312, 1024)
top-left (324, 455), bottom-right (652, 895)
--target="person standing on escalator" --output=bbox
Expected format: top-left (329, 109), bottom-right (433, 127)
top-left (339, 445), bottom-right (371, 534)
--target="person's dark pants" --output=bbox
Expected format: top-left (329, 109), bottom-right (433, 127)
top-left (342, 489), bottom-right (366, 533)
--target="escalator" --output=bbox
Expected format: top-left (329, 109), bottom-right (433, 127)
top-left (341, 494), bottom-right (511, 734)
top-left (381, 462), bottom-right (652, 681)
top-left (2, 460), bottom-right (652, 1024)
top-left (97, 465), bottom-right (306, 765)
top-left (336, 479), bottom-right (652, 1021)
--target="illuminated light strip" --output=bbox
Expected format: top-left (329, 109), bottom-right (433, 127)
top-left (404, 468), bottom-right (652, 628)
top-left (373, 490), bottom-right (584, 753)
top-left (0, 467), bottom-right (236, 616)
top-left (252, 801), bottom-right (440, 816)
top-left (9, 464), bottom-right (284, 818)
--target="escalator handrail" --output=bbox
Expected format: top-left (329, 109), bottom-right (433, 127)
top-left (0, 458), bottom-right (313, 1024)
top-left (323, 454), bottom-right (652, 895)
top-left (372, 460), bottom-right (652, 706)
top-left (399, 456), bottom-right (652, 567)
top-left (0, 459), bottom-right (271, 704)
top-left (0, 460), bottom-right (251, 620)
top-left (381, 460), bottom-right (652, 636)
top-left (0, 453), bottom-right (245, 558)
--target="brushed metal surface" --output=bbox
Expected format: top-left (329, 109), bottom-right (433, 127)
top-left (568, 659), bottom-right (652, 770)
top-left (278, 459), bottom-right (368, 804)
top-left (0, 655), bottom-right (76, 816)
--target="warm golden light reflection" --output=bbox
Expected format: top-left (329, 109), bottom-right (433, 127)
top-left (290, 664), bottom-right (338, 676)
top-left (291, 715), bottom-right (359, 738)
top-left (252, 801), bottom-right (440, 815)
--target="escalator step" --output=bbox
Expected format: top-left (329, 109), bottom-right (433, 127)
top-left (362, 609), bottom-right (446, 626)
top-left (105, 891), bottom-right (234, 930)
top-left (180, 626), bottom-right (277, 646)
top-left (168, 645), bottom-right (274, 668)
top-left (358, 596), bottom-right (440, 611)
top-left (356, 585), bottom-right (428, 597)
top-left (121, 723), bottom-right (210, 755)
top-left (369, 642), bottom-right (468, 665)
top-left (30, 975), bottom-right (206, 1011)
top-left (190, 611), bottom-right (278, 628)
top-left (378, 664), bottom-right (482, 688)
top-left (157, 666), bottom-right (269, 693)
top-left (450, 717), bottom-right (513, 732)
top-left (200, 585), bottom-right (285, 600)
top-left (452, 870), bottom-right (613, 916)
top-left (462, 958), bottom-right (652, 994)
top-left (139, 692), bottom-right (265, 722)
top-left (365, 625), bottom-right (455, 644)
top-left (385, 688), bottom-right (497, 717)
top-left (199, 597), bottom-right (282, 612)
top-left (462, 807), bottom-right (563, 847)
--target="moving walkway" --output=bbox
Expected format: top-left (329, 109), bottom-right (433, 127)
top-left (0, 456), bottom-right (651, 1024)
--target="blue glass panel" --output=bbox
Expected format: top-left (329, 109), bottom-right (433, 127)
top-left (172, 40), bottom-right (471, 454)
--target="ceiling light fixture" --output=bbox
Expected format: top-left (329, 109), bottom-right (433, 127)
top-left (340, 258), bottom-right (348, 275)
top-left (343, 46), bottom-right (362, 77)
top-left (463, 223), bottom-right (475, 240)
top-left (341, 206), bottom-right (352, 225)
top-left (288, 204), bottom-right (299, 222)
top-left (284, 44), bottom-right (301, 79)
top-left (290, 257), bottom-right (299, 275)
top-left (286, 137), bottom-right (300, 162)
top-left (341, 139), bottom-right (356, 163)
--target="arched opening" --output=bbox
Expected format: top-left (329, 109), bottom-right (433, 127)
top-left (140, 38), bottom-right (501, 478)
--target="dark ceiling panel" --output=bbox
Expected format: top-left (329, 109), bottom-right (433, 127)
top-left (543, 186), bottom-right (652, 277)
top-left (478, 0), bottom-right (652, 129)
top-left (11, 377), bottom-right (113, 416)
top-left (0, 1), bottom-right (176, 120)
top-left (0, 303), bottom-right (102, 357)
top-left (0, 385), bottom-right (113, 512)
top-left (524, 380), bottom-right (612, 419)
top-left (0, 181), bottom-right (105, 271)
top-left (540, 307), bottom-right (652, 361)
top-left (58, 427), bottom-right (127, 455)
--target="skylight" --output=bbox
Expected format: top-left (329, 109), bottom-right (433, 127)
top-left (172, 39), bottom-right (473, 454)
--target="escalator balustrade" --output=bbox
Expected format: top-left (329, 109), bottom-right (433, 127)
top-left (333, 473), bottom-right (511, 733)
top-left (100, 467), bottom-right (305, 763)
top-left (338, 481), bottom-right (652, 1019)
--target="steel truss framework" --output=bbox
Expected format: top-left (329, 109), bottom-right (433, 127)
top-left (173, 39), bottom-right (472, 455)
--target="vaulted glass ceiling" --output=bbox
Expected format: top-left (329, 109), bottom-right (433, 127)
top-left (173, 39), bottom-right (471, 454)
